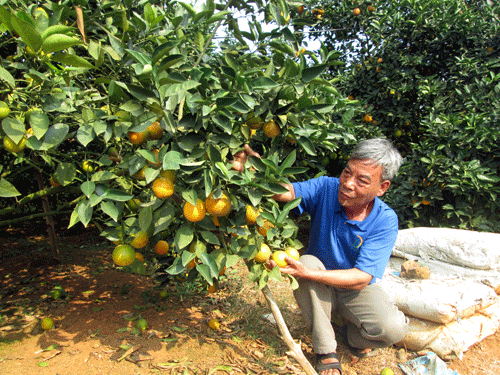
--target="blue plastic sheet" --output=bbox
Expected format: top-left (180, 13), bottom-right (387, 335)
top-left (399, 352), bottom-right (461, 375)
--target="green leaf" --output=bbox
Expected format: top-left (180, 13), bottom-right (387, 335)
top-left (51, 53), bottom-right (94, 69)
top-left (29, 111), bottom-right (50, 139)
top-left (2, 118), bottom-right (25, 144)
top-left (104, 189), bottom-right (134, 202)
top-left (200, 230), bottom-right (220, 245)
top-left (44, 124), bottom-right (69, 150)
top-left (41, 34), bottom-right (83, 54)
top-left (151, 41), bottom-right (181, 66)
top-left (0, 66), bottom-right (14, 87)
top-left (278, 150), bottom-right (296, 175)
top-left (139, 206), bottom-right (153, 232)
top-left (0, 5), bottom-right (13, 31)
top-left (207, 10), bottom-right (232, 24)
top-left (81, 181), bottom-right (95, 198)
top-left (301, 64), bottom-right (328, 82)
top-left (175, 225), bottom-right (194, 250)
top-left (55, 163), bottom-right (77, 186)
top-left (77, 199), bottom-right (93, 227)
top-left (0, 178), bottom-right (21, 197)
top-left (100, 201), bottom-right (119, 222)
top-left (36, 362), bottom-right (50, 367)
top-left (194, 31), bottom-right (205, 52)
top-left (162, 151), bottom-right (184, 169)
top-left (11, 15), bottom-right (42, 52)
top-left (41, 25), bottom-right (75, 40)
top-left (196, 264), bottom-right (213, 283)
top-left (250, 77), bottom-right (280, 90)
top-left (178, 2), bottom-right (196, 17)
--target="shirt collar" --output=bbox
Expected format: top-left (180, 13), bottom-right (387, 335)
top-left (338, 197), bottom-right (380, 232)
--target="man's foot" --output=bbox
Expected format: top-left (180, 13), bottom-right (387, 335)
top-left (315, 352), bottom-right (342, 375)
top-left (350, 347), bottom-right (380, 358)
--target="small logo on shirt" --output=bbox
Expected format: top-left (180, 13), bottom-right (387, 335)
top-left (351, 235), bottom-right (363, 252)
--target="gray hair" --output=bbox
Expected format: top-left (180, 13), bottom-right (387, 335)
top-left (350, 138), bottom-right (402, 181)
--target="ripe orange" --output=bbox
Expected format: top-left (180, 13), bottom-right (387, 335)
top-left (377, 57), bottom-right (383, 64)
top-left (207, 283), bottom-right (217, 294)
top-left (148, 149), bottom-right (162, 167)
top-left (363, 114), bottom-right (373, 123)
top-left (272, 250), bottom-right (288, 267)
top-left (368, 5), bottom-right (376, 12)
top-left (154, 240), bottom-right (169, 256)
top-left (41, 317), bottom-right (54, 331)
top-left (353, 7), bottom-right (361, 15)
top-left (133, 166), bottom-right (148, 181)
top-left (0, 101), bottom-right (10, 119)
top-left (128, 131), bottom-right (148, 145)
top-left (257, 220), bottom-right (274, 236)
top-left (112, 244), bottom-right (136, 266)
top-left (49, 176), bottom-right (61, 187)
top-left (183, 199), bottom-right (206, 222)
top-left (208, 318), bottom-right (220, 330)
top-left (152, 176), bottom-right (174, 199)
top-left (160, 169), bottom-right (177, 183)
top-left (3, 135), bottom-right (26, 153)
top-left (285, 247), bottom-right (300, 261)
top-left (245, 205), bottom-right (260, 225)
top-left (186, 258), bottom-right (198, 269)
top-left (421, 198), bottom-right (431, 206)
top-left (297, 5), bottom-right (304, 13)
top-left (253, 243), bottom-right (272, 263)
top-left (147, 121), bottom-right (164, 140)
top-left (263, 119), bottom-right (280, 138)
top-left (130, 231), bottom-right (149, 249)
top-left (246, 113), bottom-right (263, 130)
top-left (135, 252), bottom-right (144, 262)
top-left (82, 160), bottom-right (97, 172)
top-left (211, 216), bottom-right (220, 227)
top-left (205, 191), bottom-right (231, 217)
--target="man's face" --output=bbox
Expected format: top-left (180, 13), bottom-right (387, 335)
top-left (338, 159), bottom-right (390, 209)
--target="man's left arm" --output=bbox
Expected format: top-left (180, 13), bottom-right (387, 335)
top-left (274, 258), bottom-right (373, 290)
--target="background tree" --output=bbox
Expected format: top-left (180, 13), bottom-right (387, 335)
top-left (301, 0), bottom-right (500, 231)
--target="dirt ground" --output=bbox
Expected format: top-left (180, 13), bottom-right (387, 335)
top-left (0, 223), bottom-right (499, 375)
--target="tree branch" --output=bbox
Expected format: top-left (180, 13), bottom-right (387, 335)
top-left (261, 285), bottom-right (317, 375)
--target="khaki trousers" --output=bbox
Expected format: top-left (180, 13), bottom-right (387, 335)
top-left (293, 255), bottom-right (408, 355)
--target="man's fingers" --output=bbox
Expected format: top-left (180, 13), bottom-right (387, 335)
top-left (244, 144), bottom-right (261, 158)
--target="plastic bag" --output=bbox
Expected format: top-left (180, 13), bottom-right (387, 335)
top-left (399, 352), bottom-right (461, 375)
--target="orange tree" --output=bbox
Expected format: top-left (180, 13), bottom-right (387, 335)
top-left (0, 0), bottom-right (367, 294)
top-left (301, 0), bottom-right (500, 231)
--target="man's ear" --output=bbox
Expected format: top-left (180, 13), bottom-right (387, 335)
top-left (377, 180), bottom-right (391, 197)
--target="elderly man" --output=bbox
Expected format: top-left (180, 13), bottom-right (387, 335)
top-left (233, 138), bottom-right (408, 375)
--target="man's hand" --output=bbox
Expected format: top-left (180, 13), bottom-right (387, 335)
top-left (231, 144), bottom-right (261, 172)
top-left (267, 256), bottom-right (310, 279)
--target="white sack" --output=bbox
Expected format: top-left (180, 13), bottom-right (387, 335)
top-left (394, 227), bottom-right (500, 270)
top-left (397, 299), bottom-right (500, 360)
top-left (380, 265), bottom-right (498, 324)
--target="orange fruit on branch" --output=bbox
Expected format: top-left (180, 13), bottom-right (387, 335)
top-left (152, 176), bottom-right (174, 199)
top-left (253, 243), bottom-right (272, 263)
top-left (112, 244), bottom-right (136, 266)
top-left (154, 240), bottom-right (169, 256)
top-left (183, 199), bottom-right (206, 222)
top-left (128, 130), bottom-right (149, 145)
top-left (272, 250), bottom-right (288, 267)
top-left (263, 119), bottom-right (280, 138)
top-left (147, 121), bottom-right (164, 140)
top-left (245, 205), bottom-right (260, 225)
top-left (205, 191), bottom-right (231, 217)
top-left (130, 231), bottom-right (149, 249)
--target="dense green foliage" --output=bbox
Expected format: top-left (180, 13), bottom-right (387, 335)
top-left (0, 0), bottom-right (364, 287)
top-left (0, 0), bottom-right (499, 292)
top-left (304, 0), bottom-right (500, 231)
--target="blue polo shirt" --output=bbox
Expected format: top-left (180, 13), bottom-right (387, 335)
top-left (292, 176), bottom-right (398, 282)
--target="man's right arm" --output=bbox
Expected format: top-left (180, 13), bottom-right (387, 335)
top-left (273, 183), bottom-right (296, 202)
